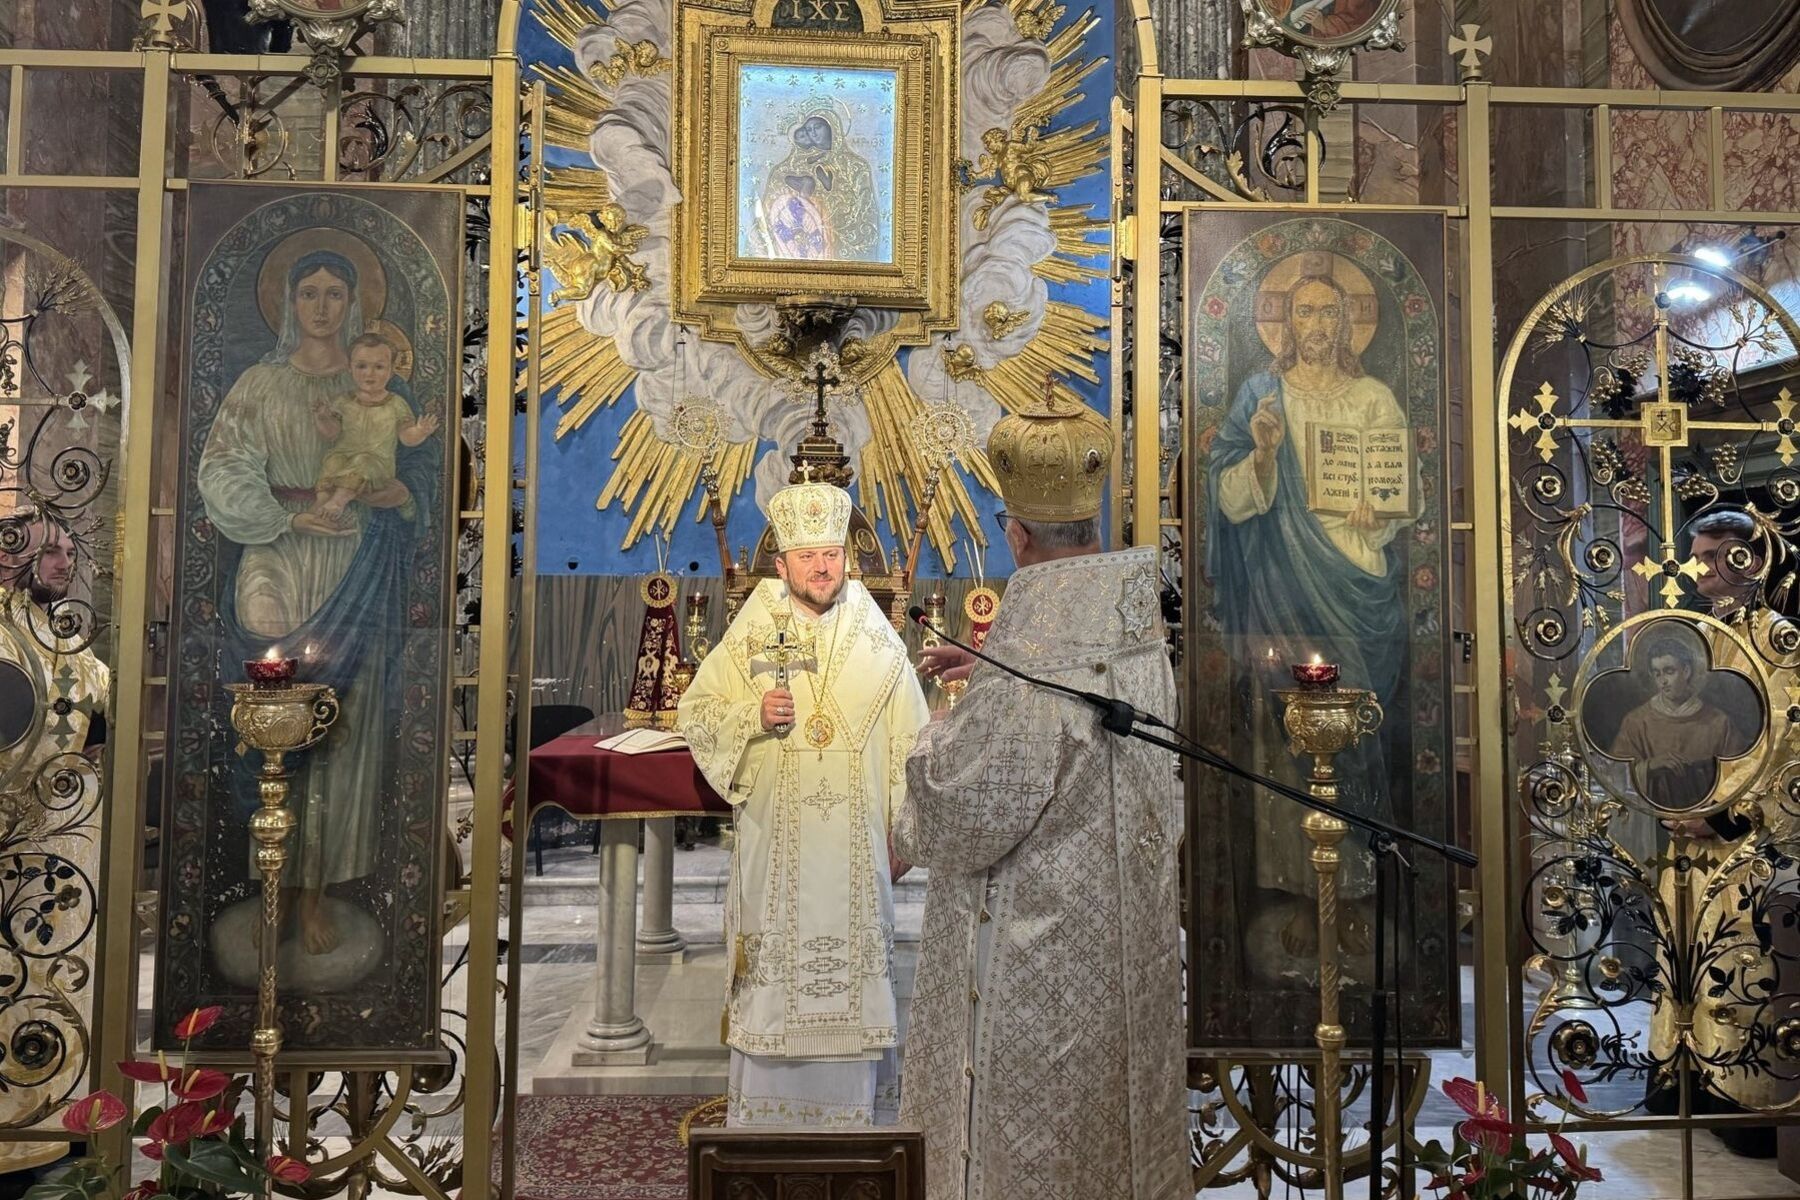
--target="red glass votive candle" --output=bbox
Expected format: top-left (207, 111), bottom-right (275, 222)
top-left (1290, 659), bottom-right (1340, 689)
top-left (245, 656), bottom-right (298, 689)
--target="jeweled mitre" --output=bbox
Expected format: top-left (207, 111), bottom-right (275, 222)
top-left (767, 481), bottom-right (852, 551)
top-left (987, 395), bottom-right (1112, 522)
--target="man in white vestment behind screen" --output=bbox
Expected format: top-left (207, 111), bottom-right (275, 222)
top-left (678, 478), bottom-right (930, 1126)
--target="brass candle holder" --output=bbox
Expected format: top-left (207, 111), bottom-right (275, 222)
top-left (685, 592), bottom-right (712, 663)
top-left (225, 670), bottom-right (339, 1173)
top-left (1275, 671), bottom-right (1382, 1200)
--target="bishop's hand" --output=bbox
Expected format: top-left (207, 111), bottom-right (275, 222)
top-left (762, 687), bottom-right (796, 732)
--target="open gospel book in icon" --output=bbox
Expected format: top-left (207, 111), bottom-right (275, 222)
top-left (1303, 421), bottom-right (1415, 520)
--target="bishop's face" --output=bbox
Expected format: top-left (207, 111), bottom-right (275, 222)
top-left (776, 545), bottom-right (847, 614)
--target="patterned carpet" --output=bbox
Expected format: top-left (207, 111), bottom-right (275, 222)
top-left (513, 1094), bottom-right (726, 1200)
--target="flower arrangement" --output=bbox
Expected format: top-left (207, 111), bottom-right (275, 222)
top-left (1416, 1074), bottom-right (1604, 1200)
top-left (26, 1007), bottom-right (310, 1200)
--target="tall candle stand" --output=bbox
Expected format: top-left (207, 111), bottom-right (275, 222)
top-left (1275, 663), bottom-right (1382, 1200)
top-left (227, 658), bottom-right (339, 1173)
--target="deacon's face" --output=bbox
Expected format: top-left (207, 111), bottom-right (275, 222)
top-left (295, 268), bottom-right (352, 340)
top-left (1289, 279), bottom-right (1344, 366)
top-left (2, 520), bottom-right (75, 605)
top-left (1691, 529), bottom-right (1760, 603)
top-left (1650, 654), bottom-right (1695, 703)
top-left (776, 546), bottom-right (847, 609)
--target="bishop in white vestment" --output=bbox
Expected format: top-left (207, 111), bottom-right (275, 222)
top-left (898, 401), bottom-right (1188, 1200)
top-left (677, 480), bottom-right (930, 1127)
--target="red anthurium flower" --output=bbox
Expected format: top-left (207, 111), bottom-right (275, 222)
top-left (146, 1100), bottom-right (206, 1147)
top-left (141, 1142), bottom-right (164, 1163)
top-left (1559, 1068), bottom-right (1589, 1105)
top-left (1550, 1131), bottom-right (1605, 1182)
top-left (122, 1180), bottom-right (158, 1200)
top-left (194, 1106), bottom-right (233, 1138)
top-left (1442, 1076), bottom-right (1508, 1121)
top-left (173, 1006), bottom-right (224, 1040)
top-left (117, 1055), bottom-right (180, 1084)
top-left (172, 1067), bottom-right (230, 1102)
top-left (1460, 1115), bottom-right (1521, 1157)
top-left (60, 1090), bottom-right (127, 1135)
top-left (266, 1155), bottom-right (312, 1184)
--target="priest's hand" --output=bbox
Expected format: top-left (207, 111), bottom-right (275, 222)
top-left (761, 687), bottom-right (796, 731)
top-left (1663, 817), bottom-right (1717, 840)
top-left (1347, 501), bottom-right (1379, 531)
top-left (918, 643), bottom-right (975, 683)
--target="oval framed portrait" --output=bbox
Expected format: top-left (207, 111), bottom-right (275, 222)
top-left (1248, 0), bottom-right (1400, 49)
top-left (1617, 0), bottom-right (1800, 91)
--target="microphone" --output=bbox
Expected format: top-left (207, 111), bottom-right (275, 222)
top-left (908, 605), bottom-right (1162, 737)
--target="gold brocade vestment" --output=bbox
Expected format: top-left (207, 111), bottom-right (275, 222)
top-left (896, 548), bottom-right (1189, 1200)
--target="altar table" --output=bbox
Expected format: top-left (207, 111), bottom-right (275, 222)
top-left (507, 731), bottom-right (733, 1064)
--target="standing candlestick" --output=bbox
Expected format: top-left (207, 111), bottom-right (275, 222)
top-left (1273, 677), bottom-right (1382, 1200)
top-left (225, 673), bottom-right (338, 1180)
top-left (685, 592), bottom-right (712, 663)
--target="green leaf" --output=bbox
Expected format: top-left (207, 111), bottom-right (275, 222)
top-left (163, 1141), bottom-right (265, 1195)
top-left (132, 1105), bottom-right (164, 1138)
top-left (21, 1183), bottom-right (84, 1200)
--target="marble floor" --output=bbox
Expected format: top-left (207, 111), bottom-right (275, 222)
top-left (121, 835), bottom-right (1800, 1198)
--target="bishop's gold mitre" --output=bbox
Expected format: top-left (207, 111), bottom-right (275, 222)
top-left (987, 394), bottom-right (1112, 522)
top-left (767, 480), bottom-right (852, 551)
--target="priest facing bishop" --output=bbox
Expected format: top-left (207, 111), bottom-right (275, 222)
top-left (898, 400), bottom-right (1188, 1199)
top-left (677, 479), bottom-right (930, 1128)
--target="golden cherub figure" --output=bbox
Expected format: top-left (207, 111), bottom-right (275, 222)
top-left (972, 122), bottom-right (1056, 231)
top-left (982, 301), bottom-right (1031, 341)
top-left (1013, 1), bottom-right (1065, 40)
top-left (546, 202), bottom-right (651, 305)
top-left (590, 38), bottom-right (666, 88)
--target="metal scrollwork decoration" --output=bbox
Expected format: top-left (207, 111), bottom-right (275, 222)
top-left (0, 230), bottom-right (126, 1151)
top-left (1501, 253), bottom-right (1800, 1124)
top-left (247, 0), bottom-right (406, 89)
top-left (1240, 0), bottom-right (1405, 111)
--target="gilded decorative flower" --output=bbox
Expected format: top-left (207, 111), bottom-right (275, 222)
top-left (1203, 295), bottom-right (1227, 319)
top-left (1551, 1019), bottom-right (1600, 1068)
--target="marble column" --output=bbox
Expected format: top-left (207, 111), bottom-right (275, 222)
top-left (578, 820), bottom-right (653, 1063)
top-left (636, 816), bottom-right (688, 961)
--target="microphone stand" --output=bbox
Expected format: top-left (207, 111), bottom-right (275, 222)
top-left (911, 609), bottom-right (1475, 1199)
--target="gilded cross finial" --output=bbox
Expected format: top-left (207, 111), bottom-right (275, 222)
top-left (1773, 388), bottom-right (1798, 466)
top-left (1450, 24), bottom-right (1493, 80)
top-left (135, 0), bottom-right (193, 49)
top-left (1508, 382), bottom-right (1562, 463)
top-left (1631, 553), bottom-right (1709, 607)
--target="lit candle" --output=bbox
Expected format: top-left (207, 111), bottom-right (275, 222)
top-left (245, 646), bottom-right (298, 689)
top-left (1290, 655), bottom-right (1340, 689)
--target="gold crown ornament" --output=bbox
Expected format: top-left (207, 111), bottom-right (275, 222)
top-left (987, 389), bottom-right (1112, 522)
top-left (767, 480), bottom-right (853, 551)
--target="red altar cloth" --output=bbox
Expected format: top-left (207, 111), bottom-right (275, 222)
top-left (503, 733), bottom-right (731, 836)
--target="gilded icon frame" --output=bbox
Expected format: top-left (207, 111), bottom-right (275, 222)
top-left (674, 25), bottom-right (956, 317)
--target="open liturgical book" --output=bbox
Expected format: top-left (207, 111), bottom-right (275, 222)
top-left (1302, 422), bottom-right (1414, 519)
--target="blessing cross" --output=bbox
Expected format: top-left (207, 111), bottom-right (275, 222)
top-left (1449, 25), bottom-right (1493, 80)
top-left (762, 611), bottom-right (813, 736)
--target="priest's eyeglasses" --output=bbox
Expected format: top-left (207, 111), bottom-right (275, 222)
top-left (993, 511), bottom-right (1015, 535)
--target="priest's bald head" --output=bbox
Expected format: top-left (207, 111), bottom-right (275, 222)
top-left (987, 392), bottom-right (1111, 567)
top-left (767, 480), bottom-right (851, 615)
